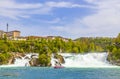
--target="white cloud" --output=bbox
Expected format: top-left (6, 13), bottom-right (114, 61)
top-left (2, 0), bottom-right (120, 38)
top-left (85, 0), bottom-right (98, 3)
top-left (41, 18), bottom-right (61, 24)
top-left (0, 0), bottom-right (42, 9)
top-left (51, 0), bottom-right (120, 38)
top-left (82, 0), bottom-right (120, 34)
top-left (0, 0), bottom-right (44, 19)
top-left (45, 1), bottom-right (94, 8)
top-left (51, 19), bottom-right (92, 36)
top-left (0, 0), bottom-right (94, 20)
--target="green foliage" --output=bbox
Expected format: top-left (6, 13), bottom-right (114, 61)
top-left (52, 47), bottom-right (59, 53)
top-left (0, 34), bottom-right (119, 65)
top-left (0, 53), bottom-right (12, 65)
top-left (107, 33), bottom-right (120, 61)
top-left (0, 54), bottom-right (6, 64)
top-left (0, 36), bottom-right (113, 54)
top-left (38, 54), bottom-right (51, 66)
top-left (72, 47), bottom-right (79, 53)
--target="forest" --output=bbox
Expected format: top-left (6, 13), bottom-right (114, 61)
top-left (0, 33), bottom-right (119, 66)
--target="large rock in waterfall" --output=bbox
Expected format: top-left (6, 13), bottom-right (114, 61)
top-left (29, 58), bottom-right (40, 66)
top-left (54, 54), bottom-right (65, 64)
top-left (29, 58), bottom-right (51, 67)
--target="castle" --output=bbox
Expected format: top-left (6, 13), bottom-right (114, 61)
top-left (0, 24), bottom-right (69, 41)
top-left (0, 24), bottom-right (21, 40)
top-left (0, 30), bottom-right (21, 39)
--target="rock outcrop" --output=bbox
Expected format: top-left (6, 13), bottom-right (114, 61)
top-left (6, 53), bottom-right (58, 67)
top-left (107, 53), bottom-right (120, 66)
top-left (29, 58), bottom-right (40, 66)
top-left (8, 57), bottom-right (15, 64)
top-left (54, 54), bottom-right (65, 65)
top-left (7, 53), bottom-right (24, 64)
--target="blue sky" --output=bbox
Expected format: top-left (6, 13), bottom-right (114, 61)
top-left (0, 0), bottom-right (120, 39)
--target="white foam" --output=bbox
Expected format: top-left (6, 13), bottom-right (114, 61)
top-left (0, 53), bottom-right (38, 67)
top-left (52, 52), bottom-right (117, 68)
top-left (0, 52), bottom-right (117, 68)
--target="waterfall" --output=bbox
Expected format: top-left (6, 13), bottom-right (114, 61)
top-left (0, 52), bottom-right (116, 67)
top-left (0, 53), bottom-right (38, 67)
top-left (51, 52), bottom-right (116, 68)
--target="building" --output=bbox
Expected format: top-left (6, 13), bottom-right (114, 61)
top-left (14, 36), bottom-right (27, 41)
top-left (8, 30), bottom-right (21, 38)
top-left (46, 36), bottom-right (69, 42)
top-left (26, 36), bottom-right (43, 40)
top-left (0, 30), bottom-right (21, 40)
top-left (6, 30), bottom-right (20, 39)
top-left (0, 30), bottom-right (5, 38)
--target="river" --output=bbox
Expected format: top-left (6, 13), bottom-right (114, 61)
top-left (0, 52), bottom-right (119, 79)
top-left (0, 67), bottom-right (120, 79)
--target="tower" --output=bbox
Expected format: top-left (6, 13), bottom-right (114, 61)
top-left (7, 23), bottom-right (8, 32)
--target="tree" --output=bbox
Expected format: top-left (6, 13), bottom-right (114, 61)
top-left (72, 47), bottom-right (79, 53)
top-left (89, 42), bottom-right (95, 52)
top-left (38, 54), bottom-right (51, 66)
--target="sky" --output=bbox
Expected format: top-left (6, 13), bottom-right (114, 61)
top-left (0, 0), bottom-right (120, 39)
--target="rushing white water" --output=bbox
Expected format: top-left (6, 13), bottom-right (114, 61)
top-left (0, 53), bottom-right (38, 67)
top-left (0, 52), bottom-right (117, 68)
top-left (51, 52), bottom-right (116, 68)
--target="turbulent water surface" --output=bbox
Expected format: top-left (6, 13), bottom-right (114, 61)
top-left (0, 52), bottom-right (116, 67)
top-left (52, 52), bottom-right (115, 67)
top-left (0, 67), bottom-right (120, 79)
top-left (0, 52), bottom-right (119, 79)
